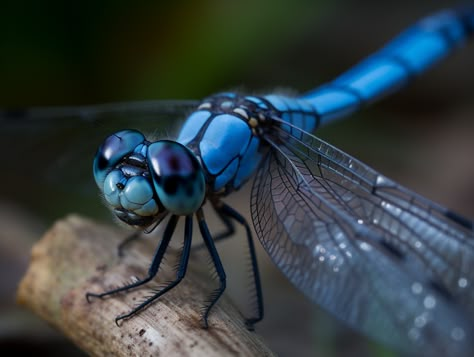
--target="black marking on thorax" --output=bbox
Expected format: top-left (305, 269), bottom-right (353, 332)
top-left (183, 93), bottom-right (277, 195)
top-left (185, 93), bottom-right (277, 152)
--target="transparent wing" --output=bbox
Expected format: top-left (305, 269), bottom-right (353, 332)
top-left (0, 100), bottom-right (199, 123)
top-left (1, 100), bottom-right (199, 219)
top-left (250, 118), bottom-right (474, 356)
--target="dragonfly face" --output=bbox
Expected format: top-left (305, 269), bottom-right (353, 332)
top-left (93, 129), bottom-right (205, 227)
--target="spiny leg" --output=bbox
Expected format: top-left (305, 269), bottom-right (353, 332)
top-left (196, 208), bottom-right (226, 328)
top-left (194, 205), bottom-right (236, 251)
top-left (215, 202), bottom-right (264, 329)
top-left (86, 215), bottom-right (179, 301)
top-left (115, 215), bottom-right (193, 325)
top-left (117, 231), bottom-right (141, 257)
top-left (213, 207), bottom-right (236, 241)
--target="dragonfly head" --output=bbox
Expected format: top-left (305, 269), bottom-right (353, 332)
top-left (93, 130), bottom-right (205, 228)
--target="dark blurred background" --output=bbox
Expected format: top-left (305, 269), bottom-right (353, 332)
top-left (1, 0), bottom-right (473, 356)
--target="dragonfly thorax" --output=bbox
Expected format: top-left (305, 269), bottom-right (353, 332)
top-left (176, 93), bottom-right (275, 194)
top-left (93, 130), bottom-right (205, 228)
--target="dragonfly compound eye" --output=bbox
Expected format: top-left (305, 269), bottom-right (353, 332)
top-left (102, 169), bottom-right (160, 225)
top-left (147, 140), bottom-right (206, 215)
top-left (93, 129), bottom-right (163, 227)
top-left (93, 129), bottom-right (145, 186)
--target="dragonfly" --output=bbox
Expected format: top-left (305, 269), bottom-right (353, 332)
top-left (4, 7), bottom-right (474, 356)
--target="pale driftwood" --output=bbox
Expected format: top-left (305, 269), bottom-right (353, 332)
top-left (16, 215), bottom-right (275, 356)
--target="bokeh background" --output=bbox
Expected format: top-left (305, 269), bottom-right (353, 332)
top-left (1, 0), bottom-right (473, 356)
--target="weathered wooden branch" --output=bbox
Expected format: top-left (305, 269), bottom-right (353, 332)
top-left (16, 215), bottom-right (275, 356)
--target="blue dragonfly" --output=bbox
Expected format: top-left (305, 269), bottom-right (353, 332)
top-left (4, 7), bottom-right (474, 356)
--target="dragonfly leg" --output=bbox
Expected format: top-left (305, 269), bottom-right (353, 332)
top-left (196, 208), bottom-right (226, 329)
top-left (85, 215), bottom-right (179, 302)
top-left (194, 205), bottom-right (235, 251)
top-left (117, 231), bottom-right (141, 257)
top-left (114, 216), bottom-right (193, 326)
top-left (214, 202), bottom-right (264, 329)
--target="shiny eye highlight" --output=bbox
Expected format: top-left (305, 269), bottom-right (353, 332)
top-left (147, 140), bottom-right (205, 215)
top-left (93, 130), bottom-right (145, 186)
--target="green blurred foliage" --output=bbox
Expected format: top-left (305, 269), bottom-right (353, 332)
top-left (0, 0), bottom-right (325, 105)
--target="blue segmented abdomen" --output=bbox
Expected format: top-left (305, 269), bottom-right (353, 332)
top-left (292, 8), bottom-right (474, 127)
top-left (263, 94), bottom-right (320, 134)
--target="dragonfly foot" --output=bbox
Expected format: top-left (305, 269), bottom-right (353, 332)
top-left (85, 292), bottom-right (103, 303)
top-left (115, 315), bottom-right (126, 327)
top-left (200, 316), bottom-right (209, 329)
